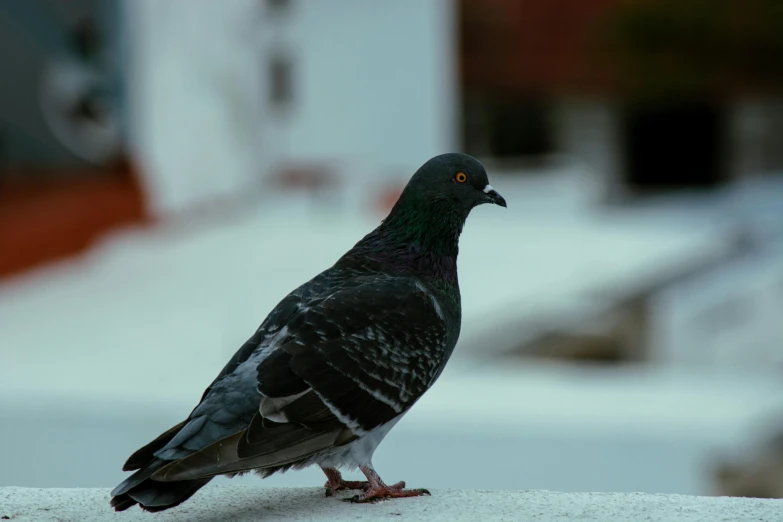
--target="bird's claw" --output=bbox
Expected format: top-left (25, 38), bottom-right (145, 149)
top-left (342, 484), bottom-right (429, 503)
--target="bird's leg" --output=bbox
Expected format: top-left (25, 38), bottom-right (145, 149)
top-left (321, 467), bottom-right (371, 497)
top-left (343, 465), bottom-right (429, 503)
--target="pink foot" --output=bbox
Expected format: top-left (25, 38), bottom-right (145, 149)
top-left (321, 467), bottom-right (372, 497)
top-left (342, 465), bottom-right (429, 503)
top-left (344, 483), bottom-right (429, 503)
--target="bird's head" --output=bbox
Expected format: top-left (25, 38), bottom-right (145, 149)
top-left (373, 153), bottom-right (506, 257)
top-left (402, 153), bottom-right (506, 212)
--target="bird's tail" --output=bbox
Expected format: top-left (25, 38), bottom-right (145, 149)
top-left (110, 461), bottom-right (212, 512)
top-left (110, 420), bottom-right (211, 512)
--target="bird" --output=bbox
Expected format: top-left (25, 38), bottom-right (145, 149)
top-left (110, 152), bottom-right (506, 512)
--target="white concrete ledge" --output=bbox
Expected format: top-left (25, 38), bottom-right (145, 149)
top-left (1, 486), bottom-right (781, 522)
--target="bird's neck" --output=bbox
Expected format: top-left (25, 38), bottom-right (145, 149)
top-left (344, 195), bottom-right (466, 284)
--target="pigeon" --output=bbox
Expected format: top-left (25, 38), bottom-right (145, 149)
top-left (110, 152), bottom-right (506, 511)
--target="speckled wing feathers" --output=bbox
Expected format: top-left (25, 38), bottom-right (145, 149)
top-left (258, 276), bottom-right (449, 429)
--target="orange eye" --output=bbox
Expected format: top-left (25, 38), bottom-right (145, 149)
top-left (455, 172), bottom-right (467, 183)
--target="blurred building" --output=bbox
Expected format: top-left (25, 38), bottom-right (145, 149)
top-left (460, 0), bottom-right (783, 199)
top-left (0, 0), bottom-right (140, 278)
top-left (125, 0), bottom-right (457, 216)
top-left (2, 0), bottom-right (783, 500)
top-left (3, 0), bottom-right (782, 370)
top-left (456, 0), bottom-right (783, 364)
top-left (0, 0), bottom-right (456, 276)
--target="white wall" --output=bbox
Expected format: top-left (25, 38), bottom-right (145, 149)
top-left (125, 0), bottom-right (264, 216)
top-left (260, 0), bottom-right (457, 183)
top-left (125, 0), bottom-right (457, 216)
top-left (555, 99), bottom-right (623, 202)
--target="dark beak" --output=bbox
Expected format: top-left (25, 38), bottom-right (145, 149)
top-left (484, 186), bottom-right (507, 208)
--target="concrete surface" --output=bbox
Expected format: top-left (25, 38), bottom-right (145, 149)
top-left (1, 486), bottom-right (781, 522)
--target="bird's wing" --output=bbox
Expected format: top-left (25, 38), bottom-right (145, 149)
top-left (128, 290), bottom-right (306, 465)
top-left (151, 275), bottom-right (449, 482)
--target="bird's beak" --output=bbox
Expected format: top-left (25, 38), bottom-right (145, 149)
top-left (483, 185), bottom-right (507, 208)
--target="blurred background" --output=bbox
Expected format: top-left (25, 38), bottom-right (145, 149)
top-left (2, 0), bottom-right (783, 500)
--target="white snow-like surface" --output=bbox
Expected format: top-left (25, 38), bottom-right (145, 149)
top-left (2, 486), bottom-right (782, 522)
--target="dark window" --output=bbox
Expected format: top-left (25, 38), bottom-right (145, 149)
top-left (269, 54), bottom-right (293, 108)
top-left (463, 94), bottom-right (555, 161)
top-left (488, 98), bottom-right (553, 158)
top-left (622, 98), bottom-right (726, 193)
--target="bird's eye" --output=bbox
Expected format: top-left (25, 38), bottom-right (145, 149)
top-left (455, 172), bottom-right (467, 183)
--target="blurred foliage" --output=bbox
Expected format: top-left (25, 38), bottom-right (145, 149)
top-left (601, 0), bottom-right (783, 97)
